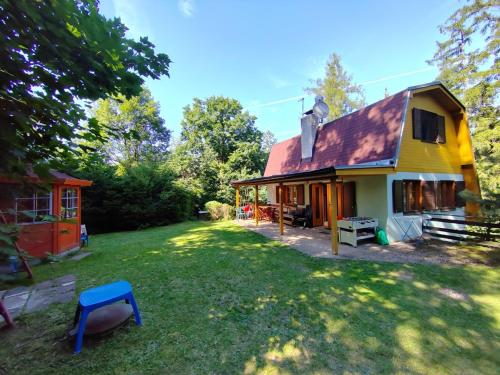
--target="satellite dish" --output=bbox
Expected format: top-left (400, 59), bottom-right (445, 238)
top-left (312, 95), bottom-right (329, 121)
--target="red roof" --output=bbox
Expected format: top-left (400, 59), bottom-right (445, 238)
top-left (0, 169), bottom-right (92, 186)
top-left (264, 89), bottom-right (408, 177)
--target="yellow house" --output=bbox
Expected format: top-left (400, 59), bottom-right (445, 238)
top-left (232, 82), bottom-right (480, 253)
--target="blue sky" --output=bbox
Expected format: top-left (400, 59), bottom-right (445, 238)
top-left (100, 0), bottom-right (461, 141)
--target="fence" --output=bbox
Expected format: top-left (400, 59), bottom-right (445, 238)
top-left (423, 214), bottom-right (500, 242)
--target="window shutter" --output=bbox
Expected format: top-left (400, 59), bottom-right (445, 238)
top-left (393, 180), bottom-right (404, 213)
top-left (436, 115), bottom-right (446, 143)
top-left (412, 108), bottom-right (422, 139)
top-left (455, 181), bottom-right (465, 207)
top-left (449, 181), bottom-right (456, 209)
top-left (276, 186), bottom-right (280, 204)
top-left (436, 181), bottom-right (443, 209)
top-left (297, 184), bottom-right (305, 205)
top-left (422, 181), bottom-right (436, 210)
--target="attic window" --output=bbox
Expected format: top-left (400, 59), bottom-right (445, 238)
top-left (412, 108), bottom-right (446, 144)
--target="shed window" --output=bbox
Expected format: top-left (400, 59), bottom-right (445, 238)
top-left (15, 193), bottom-right (52, 224)
top-left (412, 108), bottom-right (446, 143)
top-left (61, 188), bottom-right (78, 219)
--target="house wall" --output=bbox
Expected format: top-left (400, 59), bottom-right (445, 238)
top-left (386, 172), bottom-right (465, 242)
top-left (344, 175), bottom-right (388, 228)
top-left (397, 92), bottom-right (475, 173)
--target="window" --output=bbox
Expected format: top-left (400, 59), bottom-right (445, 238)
top-left (15, 193), bottom-right (52, 224)
top-left (422, 181), bottom-right (437, 210)
top-left (438, 181), bottom-right (456, 209)
top-left (277, 185), bottom-right (304, 206)
top-left (61, 188), bottom-right (78, 219)
top-left (393, 179), bottom-right (461, 213)
top-left (404, 180), bottom-right (421, 212)
top-left (412, 108), bottom-right (446, 143)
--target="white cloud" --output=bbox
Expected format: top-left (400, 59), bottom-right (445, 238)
top-left (361, 67), bottom-right (435, 86)
top-left (245, 95), bottom-right (306, 110)
top-left (178, 0), bottom-right (195, 17)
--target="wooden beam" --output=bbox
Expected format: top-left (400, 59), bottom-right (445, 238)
top-left (254, 184), bottom-right (259, 226)
top-left (330, 177), bottom-right (339, 255)
top-left (279, 183), bottom-right (284, 235)
top-left (235, 186), bottom-right (240, 220)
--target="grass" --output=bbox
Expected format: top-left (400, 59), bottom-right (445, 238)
top-left (0, 221), bottom-right (499, 374)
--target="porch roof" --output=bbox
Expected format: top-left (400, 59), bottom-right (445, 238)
top-left (231, 167), bottom-right (336, 186)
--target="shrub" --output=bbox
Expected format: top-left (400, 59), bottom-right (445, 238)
top-left (205, 201), bottom-right (235, 221)
top-left (65, 161), bottom-right (196, 233)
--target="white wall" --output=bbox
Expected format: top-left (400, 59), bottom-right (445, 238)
top-left (345, 175), bottom-right (388, 227)
top-left (385, 172), bottom-right (465, 242)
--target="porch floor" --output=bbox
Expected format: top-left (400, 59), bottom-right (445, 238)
top-left (237, 219), bottom-right (458, 265)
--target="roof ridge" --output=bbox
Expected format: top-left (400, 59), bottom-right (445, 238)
top-left (318, 88), bottom-right (408, 132)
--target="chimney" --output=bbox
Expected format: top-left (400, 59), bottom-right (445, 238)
top-left (300, 96), bottom-right (329, 162)
top-left (300, 111), bottom-right (318, 161)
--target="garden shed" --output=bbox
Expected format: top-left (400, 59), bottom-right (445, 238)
top-left (0, 170), bottom-right (92, 258)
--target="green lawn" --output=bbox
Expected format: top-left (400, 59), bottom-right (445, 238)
top-left (1, 221), bottom-right (499, 374)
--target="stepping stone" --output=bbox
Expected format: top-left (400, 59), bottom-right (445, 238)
top-left (3, 287), bottom-right (30, 317)
top-left (70, 252), bottom-right (92, 261)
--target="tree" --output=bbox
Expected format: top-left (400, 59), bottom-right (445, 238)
top-left (92, 87), bottom-right (170, 165)
top-left (180, 96), bottom-right (262, 163)
top-left (171, 96), bottom-right (270, 204)
top-left (0, 0), bottom-right (171, 177)
top-left (306, 53), bottom-right (365, 120)
top-left (428, 0), bottom-right (499, 199)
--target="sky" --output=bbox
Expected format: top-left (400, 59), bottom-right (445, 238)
top-left (99, 0), bottom-right (462, 141)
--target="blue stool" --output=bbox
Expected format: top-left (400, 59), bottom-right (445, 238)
top-left (73, 280), bottom-right (142, 353)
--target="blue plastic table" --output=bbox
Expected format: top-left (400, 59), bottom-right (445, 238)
top-left (73, 280), bottom-right (142, 353)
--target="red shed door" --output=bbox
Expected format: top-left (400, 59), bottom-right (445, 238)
top-left (56, 186), bottom-right (81, 253)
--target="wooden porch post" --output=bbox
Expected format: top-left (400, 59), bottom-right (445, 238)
top-left (330, 177), bottom-right (339, 255)
top-left (254, 184), bottom-right (259, 226)
top-left (279, 183), bottom-right (284, 235)
top-left (235, 186), bottom-right (240, 220)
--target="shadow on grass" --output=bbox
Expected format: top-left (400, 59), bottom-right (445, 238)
top-left (0, 221), bottom-right (498, 374)
top-left (155, 222), bottom-right (500, 374)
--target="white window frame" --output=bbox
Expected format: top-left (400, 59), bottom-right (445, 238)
top-left (15, 192), bottom-right (53, 224)
top-left (61, 188), bottom-right (78, 219)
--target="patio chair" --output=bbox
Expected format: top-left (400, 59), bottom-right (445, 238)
top-left (81, 225), bottom-right (89, 247)
top-left (236, 207), bottom-right (248, 220)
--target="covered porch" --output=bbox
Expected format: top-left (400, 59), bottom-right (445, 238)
top-left (236, 220), bottom-right (472, 266)
top-left (232, 167), bottom-right (393, 256)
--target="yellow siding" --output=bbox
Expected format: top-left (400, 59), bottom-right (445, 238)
top-left (397, 93), bottom-right (474, 173)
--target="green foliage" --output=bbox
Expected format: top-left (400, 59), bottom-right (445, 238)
top-left (205, 201), bottom-right (235, 221)
top-left (65, 160), bottom-right (194, 233)
top-left (0, 0), bottom-right (170, 177)
top-left (306, 53), bottom-right (366, 120)
top-left (429, 0), bottom-right (499, 198)
top-left (170, 96), bottom-right (273, 205)
top-left (1, 221), bottom-right (499, 373)
top-left (92, 87), bottom-right (171, 165)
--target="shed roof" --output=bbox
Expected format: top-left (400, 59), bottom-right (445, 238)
top-left (0, 169), bottom-right (92, 186)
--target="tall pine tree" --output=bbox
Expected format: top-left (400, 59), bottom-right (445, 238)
top-left (429, 0), bottom-right (499, 199)
top-left (306, 53), bottom-right (365, 120)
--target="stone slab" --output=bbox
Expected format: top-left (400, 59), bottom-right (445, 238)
top-left (70, 252), bottom-right (92, 261)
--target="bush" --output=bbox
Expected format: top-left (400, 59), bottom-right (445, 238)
top-left (65, 161), bottom-right (195, 233)
top-left (205, 201), bottom-right (235, 221)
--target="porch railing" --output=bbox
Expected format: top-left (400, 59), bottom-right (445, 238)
top-left (422, 214), bottom-right (500, 242)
